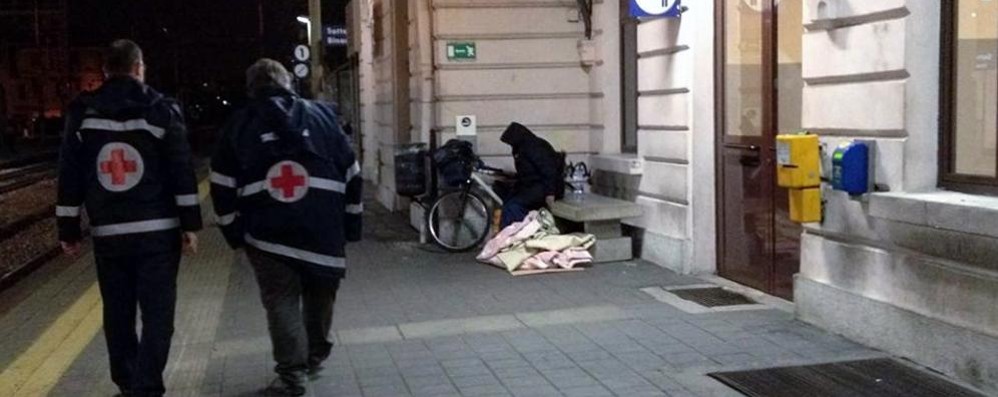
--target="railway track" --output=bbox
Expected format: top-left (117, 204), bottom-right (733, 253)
top-left (0, 161), bottom-right (58, 195)
top-left (0, 165), bottom-right (61, 292)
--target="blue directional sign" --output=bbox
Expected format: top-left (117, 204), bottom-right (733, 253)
top-left (630, 0), bottom-right (682, 18)
top-left (323, 25), bottom-right (348, 47)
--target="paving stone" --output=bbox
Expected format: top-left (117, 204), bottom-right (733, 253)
top-left (361, 383), bottom-right (411, 397)
top-left (608, 385), bottom-right (670, 396)
top-left (615, 351), bottom-right (669, 371)
top-left (457, 383), bottom-right (511, 396)
top-left (516, 305), bottom-right (630, 328)
top-left (29, 198), bottom-right (887, 397)
top-left (491, 366), bottom-right (541, 379)
top-left (662, 352), bottom-right (715, 367)
top-left (560, 385), bottom-right (615, 397)
top-left (500, 375), bottom-right (553, 388)
top-left (451, 374), bottom-right (503, 388)
top-left (639, 371), bottom-right (687, 392)
top-left (445, 363), bottom-right (494, 377)
top-left (485, 357), bottom-right (532, 370)
top-left (404, 374), bottom-right (452, 388)
top-left (399, 363), bottom-right (447, 378)
top-left (358, 374), bottom-right (407, 388)
top-left (596, 373), bottom-right (656, 393)
top-left (603, 341), bottom-right (650, 355)
top-left (409, 383), bottom-right (461, 397)
top-left (339, 326), bottom-right (404, 345)
top-left (566, 348), bottom-right (616, 363)
top-left (507, 384), bottom-right (563, 397)
top-left (541, 369), bottom-right (600, 389)
top-left (708, 352), bottom-right (758, 367)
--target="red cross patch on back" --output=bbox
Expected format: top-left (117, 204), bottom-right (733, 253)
top-left (96, 142), bottom-right (145, 192)
top-left (266, 160), bottom-right (310, 203)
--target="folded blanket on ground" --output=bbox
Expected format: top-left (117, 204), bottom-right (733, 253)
top-left (477, 210), bottom-right (596, 274)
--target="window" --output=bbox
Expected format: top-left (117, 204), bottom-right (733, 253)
top-left (373, 3), bottom-right (384, 58)
top-left (621, 0), bottom-right (638, 153)
top-left (941, 0), bottom-right (998, 194)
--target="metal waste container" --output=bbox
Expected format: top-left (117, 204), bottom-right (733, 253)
top-left (394, 143), bottom-right (428, 197)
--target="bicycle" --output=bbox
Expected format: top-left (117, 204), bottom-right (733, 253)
top-left (425, 160), bottom-right (510, 252)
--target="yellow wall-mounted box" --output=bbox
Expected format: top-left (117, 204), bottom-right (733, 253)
top-left (776, 134), bottom-right (820, 188)
top-left (789, 187), bottom-right (822, 223)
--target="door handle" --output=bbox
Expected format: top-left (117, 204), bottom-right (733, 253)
top-left (725, 143), bottom-right (761, 152)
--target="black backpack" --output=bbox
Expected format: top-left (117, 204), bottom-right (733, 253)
top-left (432, 139), bottom-right (477, 186)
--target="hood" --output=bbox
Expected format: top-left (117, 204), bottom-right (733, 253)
top-left (82, 76), bottom-right (164, 115)
top-left (500, 122), bottom-right (536, 148)
top-left (250, 87), bottom-right (307, 135)
top-left (249, 87), bottom-right (322, 155)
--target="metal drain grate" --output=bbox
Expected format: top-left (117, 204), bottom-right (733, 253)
top-left (670, 287), bottom-right (755, 307)
top-left (709, 358), bottom-right (987, 397)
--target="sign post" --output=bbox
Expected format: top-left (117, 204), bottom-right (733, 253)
top-left (630, 0), bottom-right (683, 18)
top-left (292, 43), bottom-right (311, 95)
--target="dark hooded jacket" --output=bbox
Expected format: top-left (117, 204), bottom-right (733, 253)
top-left (210, 87), bottom-right (361, 279)
top-left (57, 76), bottom-right (202, 257)
top-left (500, 122), bottom-right (564, 203)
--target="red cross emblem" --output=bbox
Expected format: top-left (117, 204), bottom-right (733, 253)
top-left (96, 142), bottom-right (144, 192)
top-left (266, 161), bottom-right (309, 203)
top-left (100, 149), bottom-right (137, 185)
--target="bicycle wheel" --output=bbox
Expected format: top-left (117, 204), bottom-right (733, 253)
top-left (427, 190), bottom-right (491, 252)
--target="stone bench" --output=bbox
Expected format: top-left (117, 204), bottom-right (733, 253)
top-left (549, 193), bottom-right (643, 263)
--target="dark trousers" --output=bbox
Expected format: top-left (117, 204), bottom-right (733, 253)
top-left (95, 250), bottom-right (180, 397)
top-left (246, 249), bottom-right (340, 380)
top-left (499, 185), bottom-right (547, 229)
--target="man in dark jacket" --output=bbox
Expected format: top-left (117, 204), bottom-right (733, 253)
top-left (210, 59), bottom-right (361, 396)
top-left (499, 122), bottom-right (564, 227)
top-left (57, 39), bottom-right (202, 397)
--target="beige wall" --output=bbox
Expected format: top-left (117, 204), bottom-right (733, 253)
top-left (431, 0), bottom-right (606, 171)
top-left (602, 2), bottom-right (715, 274)
top-left (796, 0), bottom-right (998, 393)
top-left (357, 0), bottom-right (614, 209)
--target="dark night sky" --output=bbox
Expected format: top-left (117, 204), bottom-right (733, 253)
top-left (67, 0), bottom-right (348, 96)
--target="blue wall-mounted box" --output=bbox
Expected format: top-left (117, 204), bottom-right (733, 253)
top-left (832, 140), bottom-right (876, 196)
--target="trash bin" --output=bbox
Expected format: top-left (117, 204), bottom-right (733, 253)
top-left (395, 143), bottom-right (428, 197)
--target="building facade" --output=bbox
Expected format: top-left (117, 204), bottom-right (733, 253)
top-left (347, 0), bottom-right (998, 392)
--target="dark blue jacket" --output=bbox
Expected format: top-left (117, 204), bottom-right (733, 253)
top-left (210, 88), bottom-right (361, 278)
top-left (57, 76), bottom-right (203, 257)
top-left (500, 122), bottom-right (565, 205)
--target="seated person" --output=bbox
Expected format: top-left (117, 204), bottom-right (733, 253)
top-left (497, 122), bottom-right (564, 228)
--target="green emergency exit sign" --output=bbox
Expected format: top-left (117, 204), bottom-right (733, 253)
top-left (447, 42), bottom-right (476, 60)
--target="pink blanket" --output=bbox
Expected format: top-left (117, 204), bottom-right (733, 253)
top-left (477, 210), bottom-right (594, 274)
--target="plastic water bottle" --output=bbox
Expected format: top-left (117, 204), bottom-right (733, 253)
top-left (565, 162), bottom-right (589, 202)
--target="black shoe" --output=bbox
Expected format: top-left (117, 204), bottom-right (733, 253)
top-left (306, 364), bottom-right (324, 380)
top-left (262, 375), bottom-right (307, 396)
top-left (307, 356), bottom-right (325, 375)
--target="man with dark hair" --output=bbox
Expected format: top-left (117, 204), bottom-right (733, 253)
top-left (211, 58), bottom-right (361, 396)
top-left (57, 39), bottom-right (201, 397)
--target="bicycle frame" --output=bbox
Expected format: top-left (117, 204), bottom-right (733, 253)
top-left (471, 172), bottom-right (504, 206)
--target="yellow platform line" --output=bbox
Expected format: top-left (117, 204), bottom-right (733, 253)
top-left (0, 283), bottom-right (103, 396)
top-left (198, 177), bottom-right (210, 202)
top-left (0, 176), bottom-right (212, 396)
